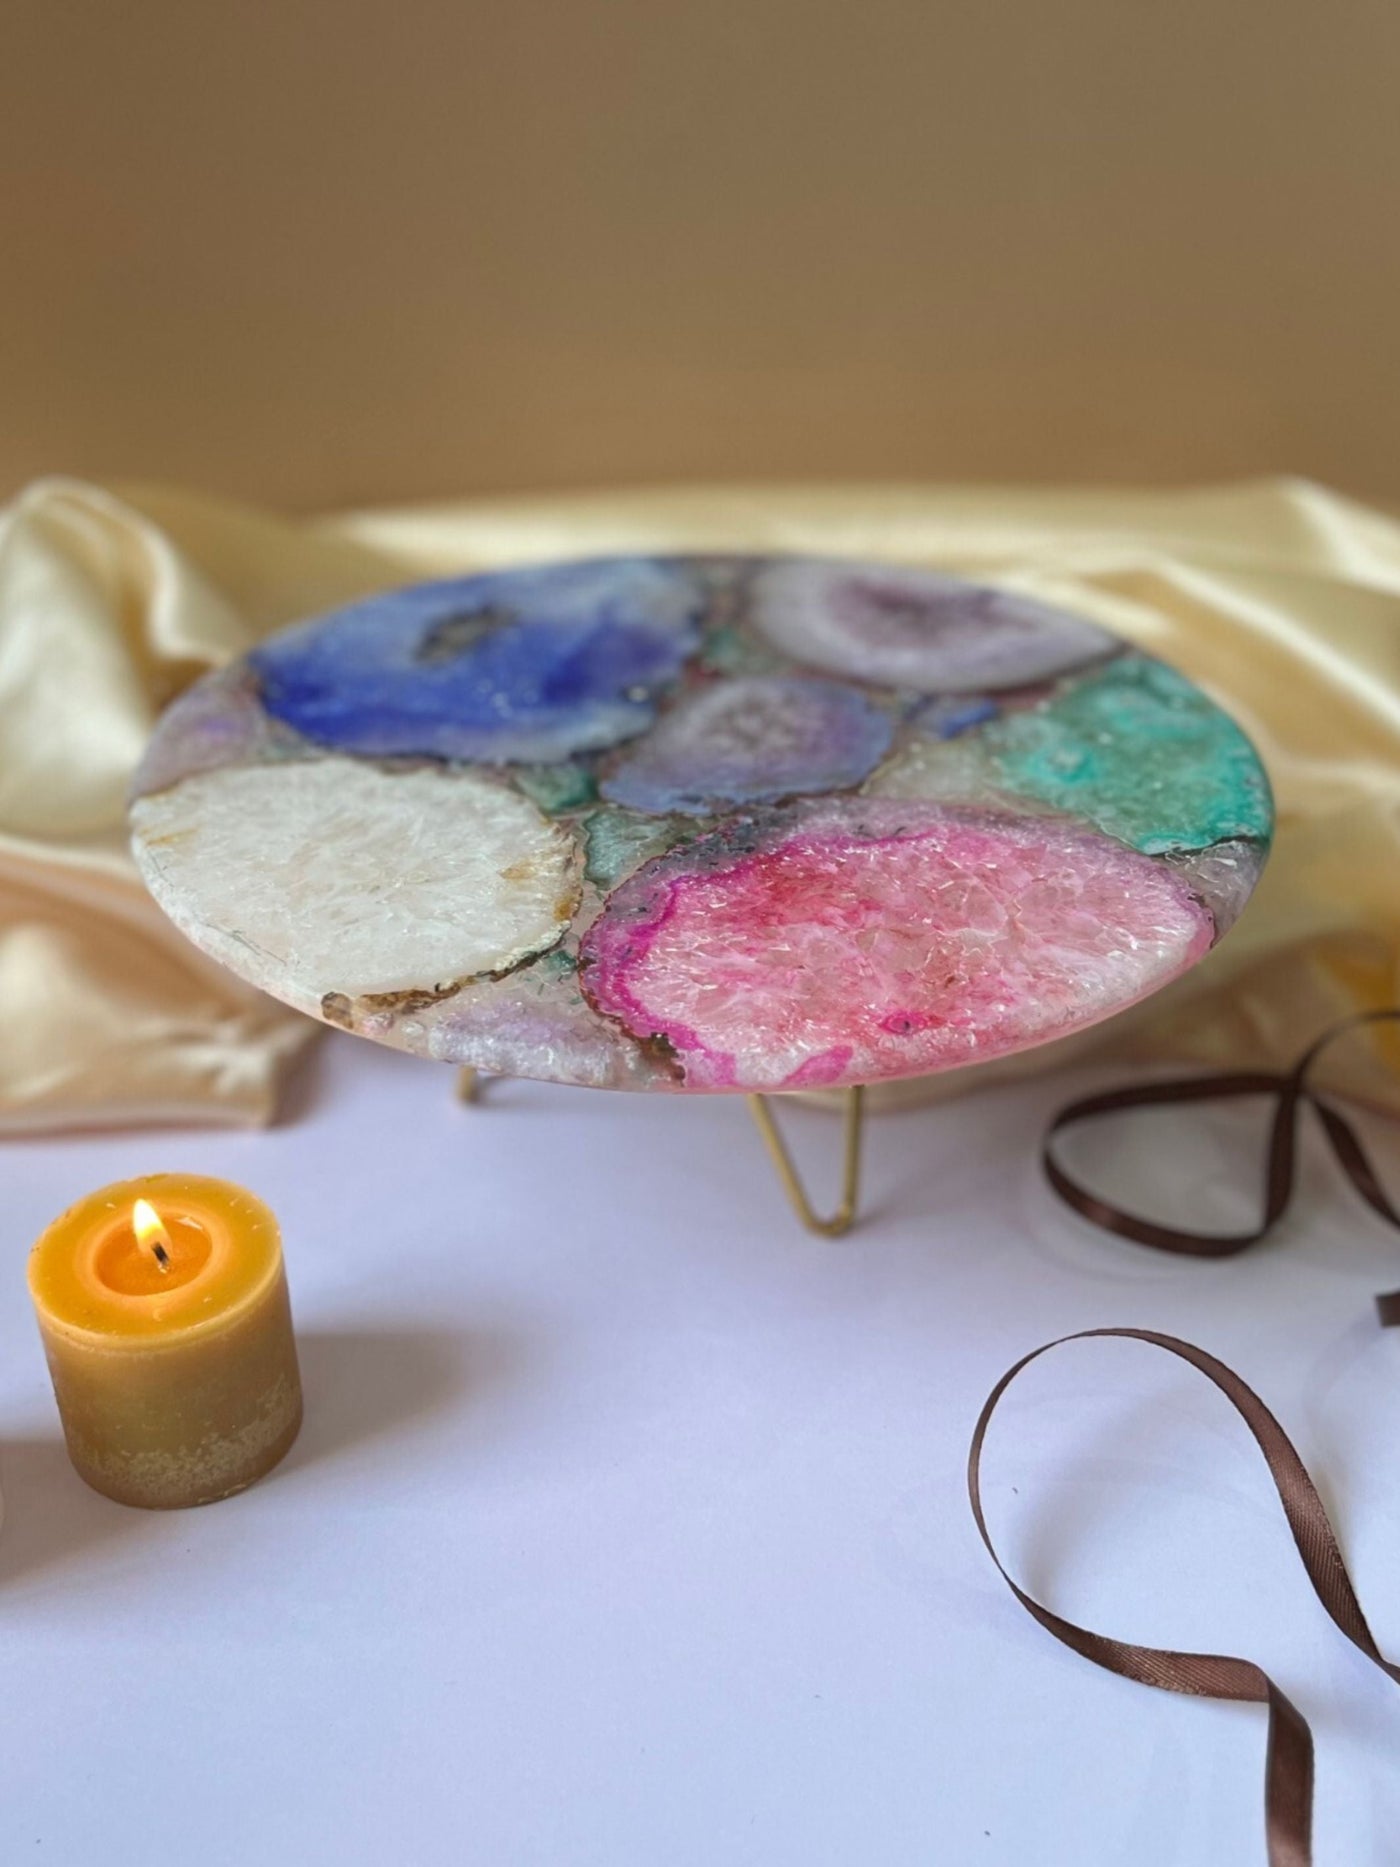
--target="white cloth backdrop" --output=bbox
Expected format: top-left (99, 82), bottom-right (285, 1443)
top-left (4, 1037), bottom-right (1399, 1865)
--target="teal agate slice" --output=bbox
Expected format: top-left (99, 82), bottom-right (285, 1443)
top-left (991, 658), bottom-right (1270, 852)
top-left (880, 656), bottom-right (1271, 855)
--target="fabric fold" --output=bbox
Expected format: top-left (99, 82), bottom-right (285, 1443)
top-left (0, 479), bottom-right (401, 1132)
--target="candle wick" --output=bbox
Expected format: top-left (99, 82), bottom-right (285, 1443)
top-left (132, 1198), bottom-right (175, 1274)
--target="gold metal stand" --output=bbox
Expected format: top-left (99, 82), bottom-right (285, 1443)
top-left (454, 1068), bottom-right (867, 1236)
top-left (745, 1085), bottom-right (865, 1236)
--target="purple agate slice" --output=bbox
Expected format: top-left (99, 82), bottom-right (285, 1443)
top-left (752, 559), bottom-right (1118, 693)
top-left (601, 676), bottom-right (893, 815)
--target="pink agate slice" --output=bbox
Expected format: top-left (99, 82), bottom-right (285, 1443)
top-left (580, 800), bottom-right (1215, 1091)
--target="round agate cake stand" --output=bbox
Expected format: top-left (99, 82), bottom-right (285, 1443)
top-left (130, 555), bottom-right (1273, 1232)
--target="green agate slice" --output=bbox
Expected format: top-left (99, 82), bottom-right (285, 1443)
top-left (515, 762), bottom-right (598, 813)
top-left (583, 807), bottom-right (689, 890)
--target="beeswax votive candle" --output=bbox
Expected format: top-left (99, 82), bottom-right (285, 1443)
top-left (28, 1173), bottom-right (302, 1508)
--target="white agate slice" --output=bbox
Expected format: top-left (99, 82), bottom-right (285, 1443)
top-left (131, 758), bottom-right (582, 1009)
top-left (751, 559), bottom-right (1116, 693)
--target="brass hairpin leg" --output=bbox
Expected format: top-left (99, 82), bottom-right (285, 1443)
top-left (456, 1066), bottom-right (481, 1104)
top-left (746, 1084), bottom-right (865, 1236)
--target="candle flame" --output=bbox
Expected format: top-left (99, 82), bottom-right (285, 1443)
top-left (132, 1197), bottom-right (173, 1273)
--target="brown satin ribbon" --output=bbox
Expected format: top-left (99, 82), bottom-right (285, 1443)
top-left (1043, 1009), bottom-right (1400, 1326)
top-left (968, 1328), bottom-right (1400, 1867)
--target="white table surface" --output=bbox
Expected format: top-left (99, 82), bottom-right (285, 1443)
top-left (4, 1034), bottom-right (1399, 1867)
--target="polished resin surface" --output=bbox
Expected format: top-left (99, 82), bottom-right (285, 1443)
top-left (130, 556), bottom-right (1272, 1092)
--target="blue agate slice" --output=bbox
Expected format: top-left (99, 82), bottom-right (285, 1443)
top-left (601, 676), bottom-right (894, 814)
top-left (251, 558), bottom-right (706, 763)
top-left (909, 694), bottom-right (1000, 739)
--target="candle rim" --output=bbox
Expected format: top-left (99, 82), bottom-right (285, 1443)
top-left (85, 1204), bottom-right (222, 1304)
top-left (29, 1172), bottom-right (286, 1348)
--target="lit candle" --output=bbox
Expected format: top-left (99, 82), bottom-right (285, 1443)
top-left (28, 1173), bottom-right (302, 1509)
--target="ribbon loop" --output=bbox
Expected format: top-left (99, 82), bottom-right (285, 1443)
top-left (969, 1329), bottom-right (1400, 1867)
top-left (1043, 1010), bottom-right (1400, 1321)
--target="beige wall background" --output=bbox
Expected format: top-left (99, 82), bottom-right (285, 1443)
top-left (4, 1), bottom-right (1399, 511)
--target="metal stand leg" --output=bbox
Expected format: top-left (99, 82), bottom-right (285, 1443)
top-left (455, 1067), bottom-right (866, 1236)
top-left (746, 1085), bottom-right (865, 1236)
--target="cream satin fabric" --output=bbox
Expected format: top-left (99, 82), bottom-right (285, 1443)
top-left (3, 475), bottom-right (1397, 1132)
top-left (0, 481), bottom-right (397, 1131)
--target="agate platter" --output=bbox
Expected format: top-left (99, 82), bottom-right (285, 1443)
top-left (131, 556), bottom-right (1272, 1095)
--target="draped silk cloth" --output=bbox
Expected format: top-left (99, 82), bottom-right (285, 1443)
top-left (3, 474), bottom-right (1398, 1133)
top-left (0, 480), bottom-right (398, 1131)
